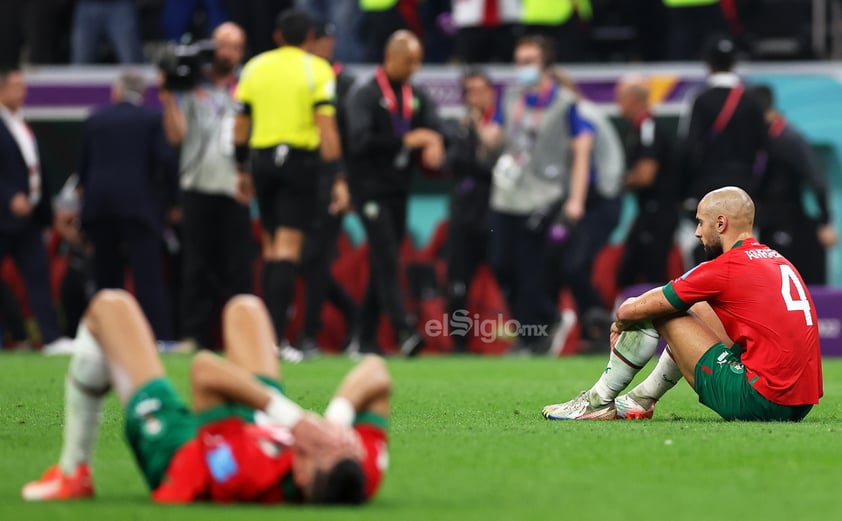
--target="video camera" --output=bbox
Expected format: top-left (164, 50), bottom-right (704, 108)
top-left (156, 39), bottom-right (215, 91)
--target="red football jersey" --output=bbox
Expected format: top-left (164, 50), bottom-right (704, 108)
top-left (153, 416), bottom-right (388, 504)
top-left (663, 238), bottom-right (823, 406)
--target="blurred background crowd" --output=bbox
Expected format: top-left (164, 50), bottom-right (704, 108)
top-left (0, 0), bottom-right (836, 67)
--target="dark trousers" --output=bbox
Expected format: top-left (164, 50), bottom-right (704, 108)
top-left (488, 210), bottom-right (557, 335)
top-left (180, 191), bottom-right (254, 347)
top-left (60, 246), bottom-right (95, 336)
top-left (0, 0), bottom-right (70, 65)
top-left (360, 8), bottom-right (406, 62)
top-left (446, 223), bottom-right (488, 350)
top-left (0, 224), bottom-right (61, 343)
top-left (86, 217), bottom-right (172, 339)
top-left (667, 5), bottom-right (729, 60)
top-left (617, 210), bottom-right (677, 288)
top-left (548, 195), bottom-right (622, 316)
top-left (0, 275), bottom-right (29, 343)
top-left (455, 24), bottom-right (516, 63)
top-left (359, 196), bottom-right (411, 342)
top-left (300, 177), bottom-right (356, 339)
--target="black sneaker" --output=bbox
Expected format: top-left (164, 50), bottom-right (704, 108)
top-left (399, 331), bottom-right (425, 358)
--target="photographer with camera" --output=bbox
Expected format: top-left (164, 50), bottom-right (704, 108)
top-left (159, 22), bottom-right (255, 353)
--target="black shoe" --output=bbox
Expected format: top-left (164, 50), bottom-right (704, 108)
top-left (347, 336), bottom-right (384, 356)
top-left (399, 330), bottom-right (425, 358)
top-left (296, 335), bottom-right (320, 359)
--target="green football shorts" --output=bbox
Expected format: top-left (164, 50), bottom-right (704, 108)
top-left (694, 343), bottom-right (812, 422)
top-left (125, 378), bottom-right (197, 490)
top-left (125, 375), bottom-right (285, 490)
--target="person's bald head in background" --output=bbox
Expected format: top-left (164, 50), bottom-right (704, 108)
top-left (695, 186), bottom-right (756, 259)
top-left (383, 30), bottom-right (422, 83)
top-left (212, 22), bottom-right (246, 76)
top-left (615, 75), bottom-right (650, 121)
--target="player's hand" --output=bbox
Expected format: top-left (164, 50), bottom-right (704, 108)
top-left (9, 193), bottom-right (32, 217)
top-left (235, 172), bottom-right (254, 205)
top-left (818, 224), bottom-right (838, 248)
top-left (563, 198), bottom-right (585, 223)
top-left (329, 177), bottom-right (350, 215)
top-left (292, 414), bottom-right (345, 455)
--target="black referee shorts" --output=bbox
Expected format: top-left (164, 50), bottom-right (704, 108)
top-left (251, 145), bottom-right (320, 233)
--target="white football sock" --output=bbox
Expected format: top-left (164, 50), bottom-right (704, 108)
top-left (628, 346), bottom-right (682, 409)
top-left (59, 323), bottom-right (110, 475)
top-left (590, 323), bottom-right (660, 406)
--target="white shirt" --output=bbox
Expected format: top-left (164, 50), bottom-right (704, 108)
top-left (0, 105), bottom-right (41, 205)
top-left (452, 0), bottom-right (521, 27)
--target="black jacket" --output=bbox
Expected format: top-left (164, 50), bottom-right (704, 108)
top-left (345, 74), bottom-right (441, 200)
top-left (681, 81), bottom-right (767, 201)
top-left (756, 118), bottom-right (831, 229)
top-left (442, 118), bottom-right (493, 230)
top-left (0, 117), bottom-right (53, 233)
top-left (79, 102), bottom-right (176, 232)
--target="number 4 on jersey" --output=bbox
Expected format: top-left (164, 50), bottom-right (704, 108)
top-left (780, 264), bottom-right (813, 326)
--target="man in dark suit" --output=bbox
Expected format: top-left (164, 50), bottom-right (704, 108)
top-left (0, 67), bottom-right (72, 354)
top-left (79, 70), bottom-right (176, 339)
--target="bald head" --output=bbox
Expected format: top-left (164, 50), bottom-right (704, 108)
top-left (212, 22), bottom-right (245, 76)
top-left (694, 187), bottom-right (756, 259)
top-left (615, 74), bottom-right (649, 121)
top-left (383, 30), bottom-right (422, 82)
top-left (699, 186), bottom-right (755, 229)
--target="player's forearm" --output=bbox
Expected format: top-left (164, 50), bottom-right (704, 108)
top-left (616, 287), bottom-right (676, 323)
top-left (331, 356), bottom-right (392, 415)
top-left (624, 159), bottom-right (658, 189)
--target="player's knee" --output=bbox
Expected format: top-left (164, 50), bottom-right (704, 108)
top-left (190, 351), bottom-right (218, 389)
top-left (223, 294), bottom-right (265, 319)
top-left (86, 290), bottom-right (136, 331)
top-left (360, 355), bottom-right (392, 395)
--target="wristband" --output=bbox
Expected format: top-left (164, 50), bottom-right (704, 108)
top-left (324, 159), bottom-right (344, 178)
top-left (235, 144), bottom-right (250, 167)
top-left (264, 389), bottom-right (304, 429)
top-left (324, 397), bottom-right (355, 427)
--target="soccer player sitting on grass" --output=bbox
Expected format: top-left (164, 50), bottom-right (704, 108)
top-left (542, 186), bottom-right (823, 421)
top-left (22, 290), bottom-right (390, 504)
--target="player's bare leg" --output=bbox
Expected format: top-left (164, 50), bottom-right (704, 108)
top-left (652, 306), bottom-right (726, 388)
top-left (189, 295), bottom-right (287, 413)
top-left (542, 321), bottom-right (660, 420)
top-left (618, 302), bottom-right (732, 419)
top-left (23, 289), bottom-right (166, 501)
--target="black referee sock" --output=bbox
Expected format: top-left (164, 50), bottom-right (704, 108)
top-left (263, 260), bottom-right (298, 342)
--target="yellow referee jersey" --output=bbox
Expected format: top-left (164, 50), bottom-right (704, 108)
top-left (235, 46), bottom-right (336, 149)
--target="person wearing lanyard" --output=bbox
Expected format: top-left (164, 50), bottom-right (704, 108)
top-left (747, 84), bottom-right (838, 285)
top-left (344, 30), bottom-right (444, 357)
top-left (233, 9), bottom-right (349, 353)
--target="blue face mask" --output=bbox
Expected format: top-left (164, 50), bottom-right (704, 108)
top-left (515, 65), bottom-right (541, 86)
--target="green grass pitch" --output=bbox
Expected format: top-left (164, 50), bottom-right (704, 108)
top-left (2, 353), bottom-right (841, 521)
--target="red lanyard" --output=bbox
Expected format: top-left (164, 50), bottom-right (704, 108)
top-left (375, 66), bottom-right (413, 135)
top-left (769, 114), bottom-right (787, 138)
top-left (332, 62), bottom-right (344, 77)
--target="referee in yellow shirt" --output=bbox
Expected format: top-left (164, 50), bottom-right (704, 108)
top-left (233, 8), bottom-right (349, 349)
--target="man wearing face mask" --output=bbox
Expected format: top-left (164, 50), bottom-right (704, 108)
top-left (345, 30), bottom-right (445, 357)
top-left (160, 23), bottom-right (256, 352)
top-left (490, 35), bottom-right (624, 355)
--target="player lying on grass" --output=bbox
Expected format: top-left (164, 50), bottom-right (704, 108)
top-left (543, 186), bottom-right (823, 421)
top-left (22, 290), bottom-right (390, 504)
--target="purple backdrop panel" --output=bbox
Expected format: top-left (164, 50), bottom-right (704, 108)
top-left (616, 284), bottom-right (842, 357)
